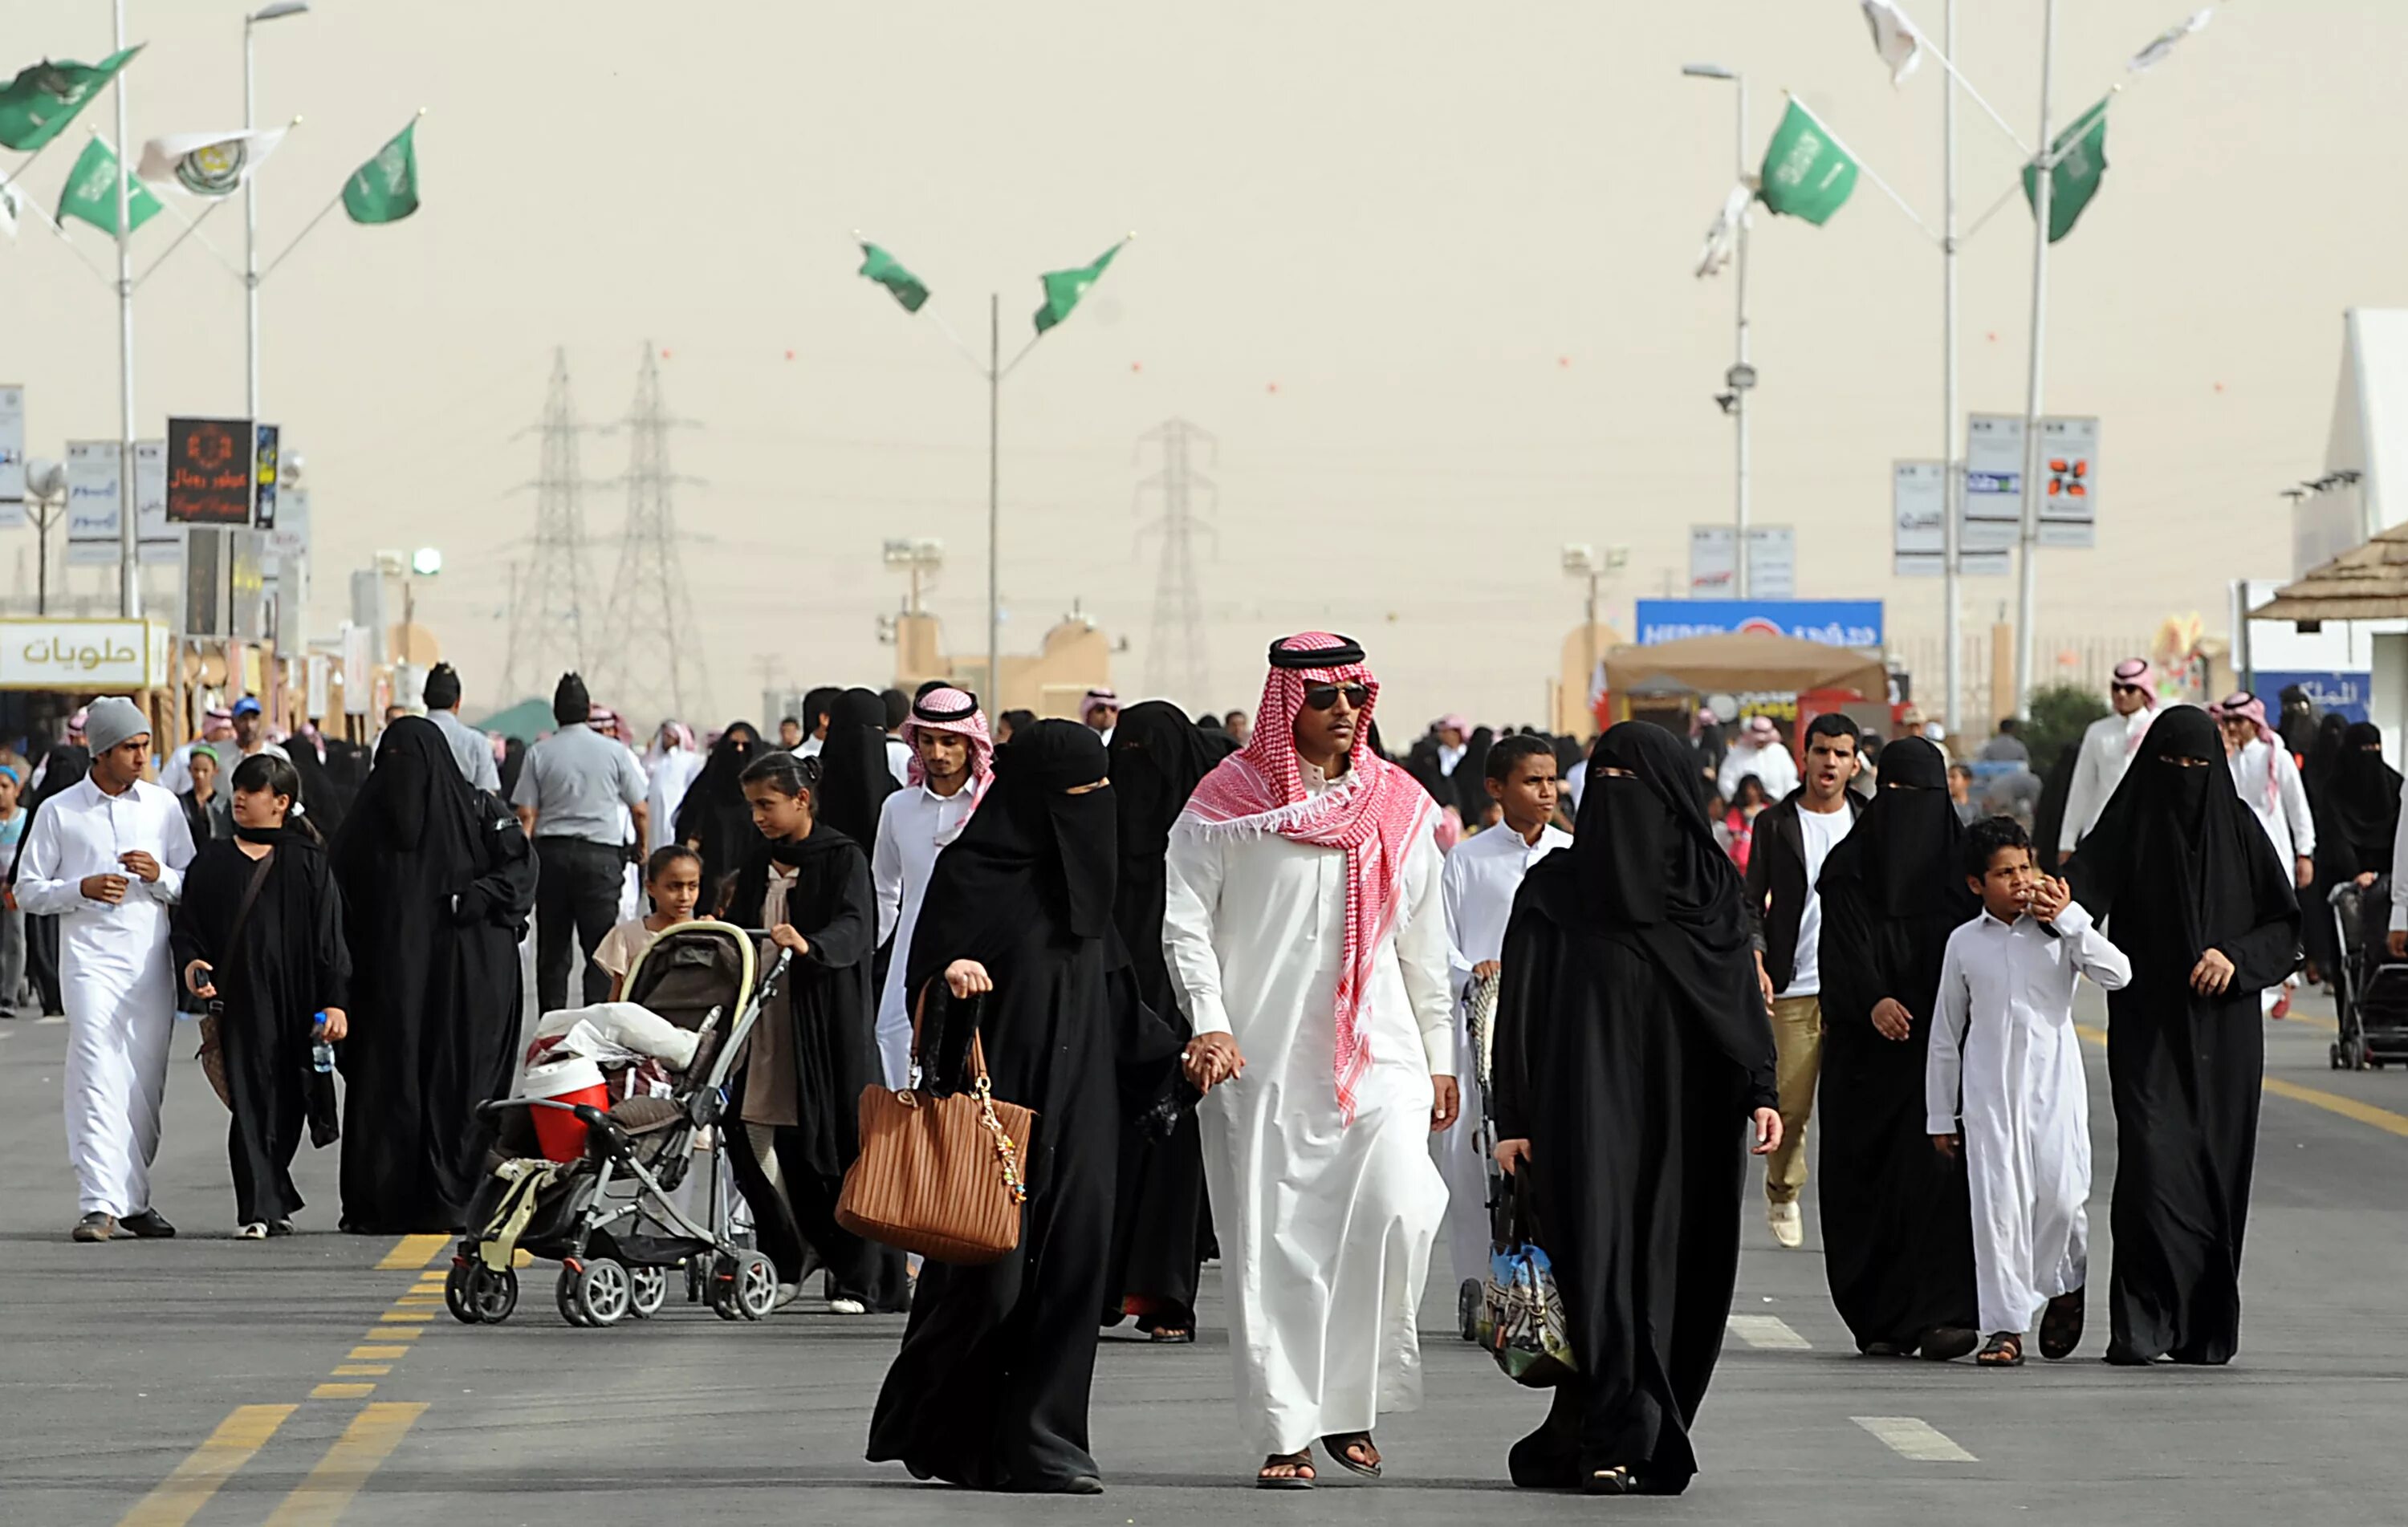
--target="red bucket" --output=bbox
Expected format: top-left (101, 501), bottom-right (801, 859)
top-left (520, 1054), bottom-right (610, 1163)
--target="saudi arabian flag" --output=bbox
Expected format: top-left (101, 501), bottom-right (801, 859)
top-left (857, 242), bottom-right (929, 312)
top-left (0, 47), bottom-right (141, 152)
top-left (1032, 240), bottom-right (1125, 335)
top-left (57, 136), bottom-right (163, 235)
top-left (342, 120), bottom-right (419, 225)
top-left (2021, 99), bottom-right (2109, 243)
top-left (1756, 100), bottom-right (1858, 225)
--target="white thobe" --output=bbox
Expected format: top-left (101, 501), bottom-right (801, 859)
top-left (1719, 739), bottom-right (1800, 801)
top-left (1929, 904), bottom-right (2130, 1336)
top-left (2060, 705), bottom-right (2159, 854)
top-left (1163, 766), bottom-right (1454, 1456)
top-left (16, 778), bottom-right (196, 1218)
top-left (2227, 737), bottom-right (2314, 869)
top-left (645, 749), bottom-right (704, 852)
top-left (1434, 820), bottom-right (1570, 1289)
top-left (870, 781), bottom-right (977, 1086)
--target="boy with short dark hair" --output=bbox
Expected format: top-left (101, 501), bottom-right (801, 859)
top-left (1928, 817), bottom-right (2129, 1367)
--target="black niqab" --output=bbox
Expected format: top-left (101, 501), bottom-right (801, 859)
top-left (1826, 737), bottom-right (1963, 918)
top-left (673, 721), bottom-right (762, 904)
top-left (2325, 721), bottom-right (2401, 870)
top-left (814, 688), bottom-right (897, 847)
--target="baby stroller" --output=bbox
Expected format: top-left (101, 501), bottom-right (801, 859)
top-left (2328, 879), bottom-right (2408, 1071)
top-left (444, 921), bottom-right (792, 1327)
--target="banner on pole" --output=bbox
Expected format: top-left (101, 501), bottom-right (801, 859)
top-left (228, 529), bottom-right (267, 641)
top-left (0, 384), bottom-right (24, 529)
top-left (1893, 460), bottom-right (2011, 577)
top-left (184, 526), bottom-right (227, 638)
top-left (165, 417), bottom-right (256, 524)
top-left (306, 652), bottom-right (332, 720)
top-left (67, 441), bottom-right (179, 565)
top-left (341, 623), bottom-right (372, 715)
top-left (252, 424), bottom-right (279, 530)
top-left (1689, 526), bottom-right (1796, 599)
top-left (1965, 413), bottom-right (2099, 551)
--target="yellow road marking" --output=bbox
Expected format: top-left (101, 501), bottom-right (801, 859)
top-left (394, 1296), bottom-right (443, 1307)
top-left (331, 1364), bottom-right (391, 1376)
top-left (348, 1346), bottom-right (409, 1360)
top-left (262, 1403), bottom-right (429, 1527)
top-left (116, 1403), bottom-right (295, 1527)
top-left (375, 1312), bottom-right (434, 1325)
top-left (374, 1234), bottom-right (449, 1271)
top-left (2077, 1025), bottom-right (2408, 1137)
top-left (372, 1326), bottom-right (422, 1342)
top-left (311, 1383), bottom-right (375, 1400)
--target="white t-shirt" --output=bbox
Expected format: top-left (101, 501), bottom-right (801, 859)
top-left (1785, 803), bottom-right (1855, 998)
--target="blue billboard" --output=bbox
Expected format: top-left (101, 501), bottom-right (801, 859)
top-left (1634, 599), bottom-right (1884, 648)
top-left (2252, 669), bottom-right (2371, 725)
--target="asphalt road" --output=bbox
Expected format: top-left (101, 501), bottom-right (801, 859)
top-left (4, 984), bottom-right (2405, 1526)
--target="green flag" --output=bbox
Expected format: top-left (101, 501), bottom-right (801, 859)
top-left (0, 47), bottom-right (141, 153)
top-left (857, 242), bottom-right (929, 312)
top-left (342, 120), bottom-right (419, 225)
top-left (2021, 99), bottom-right (2109, 243)
top-left (1757, 100), bottom-right (1858, 225)
top-left (56, 136), bottom-right (162, 235)
top-left (1032, 241), bottom-right (1123, 335)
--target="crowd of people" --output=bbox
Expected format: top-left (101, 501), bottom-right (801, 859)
top-left (14, 639), bottom-right (2364, 1496)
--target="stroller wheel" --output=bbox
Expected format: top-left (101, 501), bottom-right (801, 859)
top-left (556, 1266), bottom-right (592, 1327)
top-left (445, 1260), bottom-right (482, 1325)
top-left (732, 1251), bottom-right (779, 1321)
top-left (2333, 1044), bottom-right (2349, 1070)
top-left (628, 1265), bottom-right (668, 1319)
top-left (473, 1265), bottom-right (519, 1324)
top-left (1457, 1278), bottom-right (1482, 1342)
top-left (571, 1257), bottom-right (633, 1326)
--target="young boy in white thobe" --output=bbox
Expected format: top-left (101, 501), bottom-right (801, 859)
top-left (17, 698), bottom-right (197, 1242)
top-left (1435, 734), bottom-right (1568, 1316)
top-left (1928, 816), bottom-right (2130, 1366)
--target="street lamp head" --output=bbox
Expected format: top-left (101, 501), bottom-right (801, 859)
top-left (23, 458), bottom-right (65, 500)
top-left (1561, 544), bottom-right (1597, 575)
top-left (410, 547), bottom-right (443, 578)
top-left (1682, 63), bottom-right (1737, 80)
top-left (249, 1), bottom-right (311, 22)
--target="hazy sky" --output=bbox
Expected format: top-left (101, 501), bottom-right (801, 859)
top-left (2, 0), bottom-right (2397, 729)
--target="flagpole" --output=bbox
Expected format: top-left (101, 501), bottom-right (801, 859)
top-left (1942, 0), bottom-right (1962, 735)
top-left (987, 290), bottom-right (1001, 707)
top-left (1733, 74), bottom-right (1751, 599)
top-left (2012, 0), bottom-right (2057, 716)
top-left (246, 10), bottom-right (261, 426)
top-left (112, 0), bottom-right (140, 619)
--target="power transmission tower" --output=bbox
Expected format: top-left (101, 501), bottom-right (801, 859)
top-left (500, 347), bottom-right (600, 705)
top-left (599, 343), bottom-right (710, 721)
top-left (1135, 418), bottom-right (1216, 706)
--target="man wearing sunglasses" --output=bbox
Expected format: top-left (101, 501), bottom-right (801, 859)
top-left (1162, 633), bottom-right (1455, 1489)
top-left (2059, 658), bottom-right (2162, 867)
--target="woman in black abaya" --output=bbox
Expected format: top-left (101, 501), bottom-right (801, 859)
top-left (13, 742), bottom-right (89, 1017)
top-left (1490, 721), bottom-right (1781, 1497)
top-left (813, 688), bottom-right (898, 847)
top-left (673, 721), bottom-right (763, 909)
top-left (720, 751), bottom-right (907, 1314)
top-left (2067, 705), bottom-right (2298, 1366)
top-left (2305, 719), bottom-right (2393, 981)
top-left (868, 721), bottom-right (1176, 1494)
top-left (1100, 701), bottom-right (1236, 1342)
top-left (1812, 736), bottom-right (1981, 1358)
top-left (330, 717), bottom-right (535, 1233)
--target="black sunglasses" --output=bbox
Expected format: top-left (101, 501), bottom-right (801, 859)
top-left (1302, 683), bottom-right (1370, 712)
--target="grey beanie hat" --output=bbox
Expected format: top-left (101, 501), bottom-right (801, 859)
top-left (83, 696), bottom-right (151, 757)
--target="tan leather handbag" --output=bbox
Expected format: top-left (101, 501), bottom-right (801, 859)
top-left (836, 1025), bottom-right (1037, 1265)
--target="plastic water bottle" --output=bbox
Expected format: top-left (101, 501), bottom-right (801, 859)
top-left (311, 1013), bottom-right (336, 1074)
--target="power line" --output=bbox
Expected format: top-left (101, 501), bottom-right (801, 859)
top-left (499, 347), bottom-right (600, 705)
top-left (598, 343), bottom-right (710, 722)
top-left (1135, 418), bottom-right (1216, 708)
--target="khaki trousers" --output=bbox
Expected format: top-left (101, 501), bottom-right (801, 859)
top-left (1765, 995), bottom-right (1822, 1206)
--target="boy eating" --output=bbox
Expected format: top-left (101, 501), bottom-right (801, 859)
top-left (1927, 817), bottom-right (2130, 1367)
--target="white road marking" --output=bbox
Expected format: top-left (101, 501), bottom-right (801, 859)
top-left (1726, 1315), bottom-right (1811, 1350)
top-left (1853, 1415), bottom-right (1977, 1462)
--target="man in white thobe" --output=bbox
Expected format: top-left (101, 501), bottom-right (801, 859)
top-left (1930, 820), bottom-right (2129, 1359)
top-left (871, 687), bottom-right (989, 1086)
top-left (2216, 692), bottom-right (2316, 1017)
top-left (1164, 633), bottom-right (1455, 1485)
top-left (1719, 714), bottom-right (1800, 801)
top-left (2060, 658), bottom-right (2162, 862)
top-left (1435, 735), bottom-right (1567, 1306)
top-left (18, 698), bottom-right (197, 1242)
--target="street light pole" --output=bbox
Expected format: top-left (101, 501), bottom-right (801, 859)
top-left (244, 2), bottom-right (308, 426)
top-left (986, 291), bottom-right (1001, 708)
top-left (2012, 0), bottom-right (2058, 716)
top-left (112, 0), bottom-right (139, 619)
top-left (1942, 0), bottom-right (1963, 733)
top-left (1731, 74), bottom-right (1751, 599)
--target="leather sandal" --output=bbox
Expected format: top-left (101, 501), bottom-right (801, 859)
top-left (1976, 1331), bottom-right (2025, 1367)
top-left (1257, 1451), bottom-right (1316, 1489)
top-left (2039, 1289), bottom-right (2085, 1360)
top-left (1320, 1432), bottom-right (1381, 1478)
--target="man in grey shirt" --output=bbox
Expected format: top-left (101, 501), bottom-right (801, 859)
top-left (421, 663), bottom-right (501, 794)
top-left (512, 672), bottom-right (648, 1011)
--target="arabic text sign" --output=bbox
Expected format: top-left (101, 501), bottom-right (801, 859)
top-left (0, 619), bottom-right (166, 690)
top-left (1892, 460), bottom-right (2011, 577)
top-left (1964, 414), bottom-right (2100, 550)
top-left (165, 416), bottom-right (255, 525)
top-left (1689, 526), bottom-right (1796, 599)
top-left (65, 441), bottom-right (181, 565)
top-left (1634, 599), bottom-right (1884, 648)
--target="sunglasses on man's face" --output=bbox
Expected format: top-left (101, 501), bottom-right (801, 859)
top-left (2110, 683), bottom-right (2145, 696)
top-left (1302, 683), bottom-right (1370, 713)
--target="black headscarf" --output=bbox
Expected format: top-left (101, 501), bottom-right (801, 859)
top-left (330, 717), bottom-right (485, 896)
top-left (1109, 703), bottom-right (1237, 1005)
top-left (2069, 706), bottom-right (2297, 963)
top-left (497, 737), bottom-right (527, 803)
top-left (906, 721), bottom-right (1114, 997)
top-left (10, 742), bottom-right (89, 883)
top-left (673, 721), bottom-right (763, 902)
top-left (1520, 720), bottom-right (1768, 1089)
top-left (2327, 720), bottom-right (2402, 859)
top-left (2304, 712), bottom-right (2349, 798)
top-left (814, 688), bottom-right (897, 847)
top-left (1820, 736), bottom-right (1965, 918)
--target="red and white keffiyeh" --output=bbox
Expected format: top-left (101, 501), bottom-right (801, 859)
top-left (1181, 632), bottom-right (1437, 1124)
top-left (2112, 658), bottom-right (2159, 756)
top-left (900, 687), bottom-right (995, 815)
top-left (2214, 691), bottom-right (2282, 812)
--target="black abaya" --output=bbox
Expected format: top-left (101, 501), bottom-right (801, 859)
top-left (1490, 721), bottom-right (1777, 1495)
top-left (1812, 737), bottom-right (1980, 1352)
top-left (2068, 706), bottom-right (2299, 1366)
top-left (723, 823), bottom-right (907, 1309)
top-left (330, 720), bottom-right (534, 1234)
top-left (171, 830), bottom-right (350, 1225)
top-left (1100, 701), bottom-right (1235, 1330)
top-left (814, 689), bottom-right (897, 847)
top-left (868, 721), bottom-right (1174, 1493)
top-left (673, 722), bottom-right (762, 911)
top-left (14, 744), bottom-right (88, 1017)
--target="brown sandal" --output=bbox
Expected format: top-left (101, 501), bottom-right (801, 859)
top-left (2039, 1289), bottom-right (2085, 1360)
top-left (1320, 1432), bottom-right (1381, 1478)
top-left (1975, 1331), bottom-right (2024, 1367)
top-left (1257, 1451), bottom-right (1316, 1489)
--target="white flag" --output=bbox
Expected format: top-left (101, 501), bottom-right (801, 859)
top-left (2127, 7), bottom-right (2212, 73)
top-left (1694, 182), bottom-right (1751, 278)
top-left (1861, 0), bottom-right (1925, 85)
top-left (136, 127), bottom-right (288, 197)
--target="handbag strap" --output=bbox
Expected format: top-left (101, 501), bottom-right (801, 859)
top-left (224, 850), bottom-right (277, 959)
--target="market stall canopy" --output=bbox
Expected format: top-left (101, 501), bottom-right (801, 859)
top-left (2251, 522), bottom-right (2408, 624)
top-left (1602, 630), bottom-right (1886, 701)
top-left (470, 697), bottom-right (554, 743)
